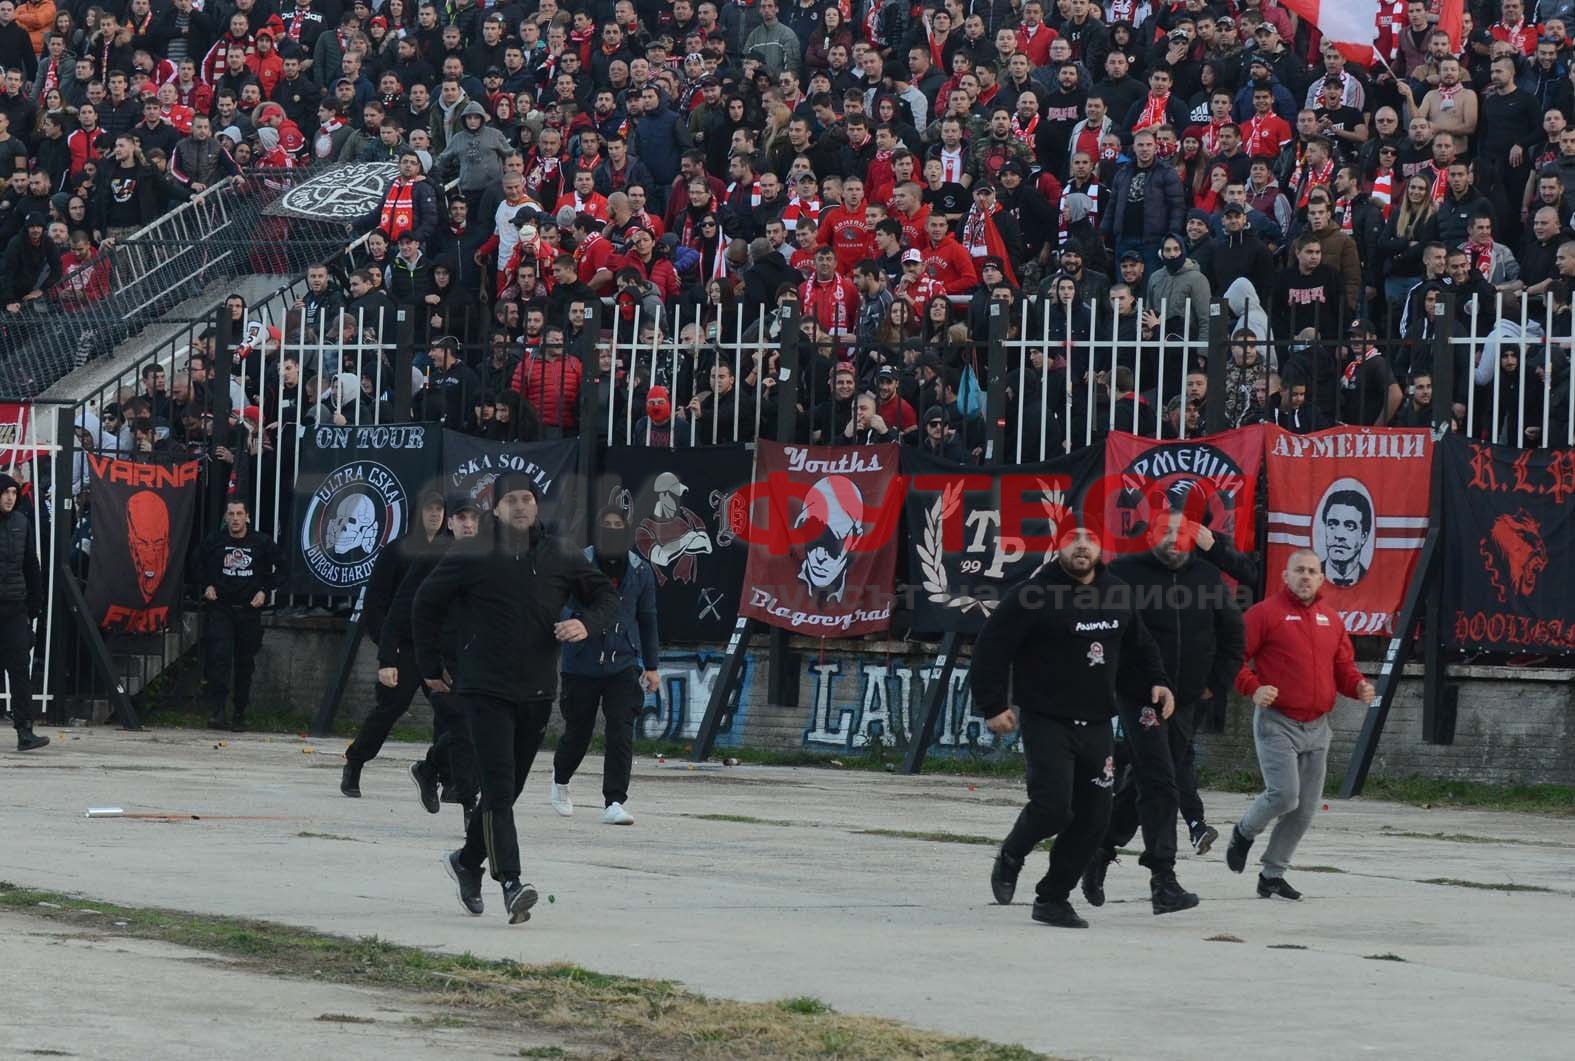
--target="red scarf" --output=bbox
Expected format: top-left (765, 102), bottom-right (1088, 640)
top-left (961, 203), bottom-right (1018, 286)
top-left (1368, 171), bottom-right (1393, 217)
top-left (1010, 113), bottom-right (1039, 146)
top-left (928, 24), bottom-right (947, 69)
top-left (1293, 157), bottom-right (1334, 207)
top-left (1200, 119), bottom-right (1228, 156)
top-left (1467, 239), bottom-right (1494, 278)
top-left (42, 58), bottom-right (59, 96)
top-left (1428, 163), bottom-right (1449, 203)
top-left (1334, 196), bottom-right (1356, 232)
top-left (1342, 345), bottom-right (1382, 387)
top-left (1134, 92), bottom-right (1170, 131)
top-left (379, 178), bottom-right (417, 241)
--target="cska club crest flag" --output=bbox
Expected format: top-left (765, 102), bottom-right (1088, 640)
top-left (1265, 426), bottom-right (1432, 637)
top-left (737, 442), bottom-right (901, 638)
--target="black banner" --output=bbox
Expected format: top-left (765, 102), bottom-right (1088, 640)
top-left (441, 433), bottom-right (583, 538)
top-left (1441, 434), bottom-right (1575, 653)
top-left (84, 455), bottom-right (200, 634)
top-left (289, 423), bottom-right (442, 593)
top-left (903, 446), bottom-right (1103, 634)
top-left (602, 445), bottom-right (753, 643)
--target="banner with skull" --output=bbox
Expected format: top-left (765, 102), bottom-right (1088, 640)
top-left (602, 445), bottom-right (753, 643)
top-left (738, 442), bottom-right (901, 638)
top-left (289, 423), bottom-right (442, 593)
top-left (441, 433), bottom-right (583, 539)
top-left (903, 445), bottom-right (1103, 635)
top-left (263, 162), bottom-right (399, 221)
top-left (83, 455), bottom-right (201, 634)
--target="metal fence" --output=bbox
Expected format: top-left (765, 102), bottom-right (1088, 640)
top-left (0, 166), bottom-right (367, 399)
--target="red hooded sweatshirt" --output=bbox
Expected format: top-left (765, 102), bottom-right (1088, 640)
top-left (1235, 586), bottom-right (1366, 722)
top-left (922, 234), bottom-right (979, 295)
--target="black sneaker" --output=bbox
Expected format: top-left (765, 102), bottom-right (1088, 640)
top-left (410, 760), bottom-right (440, 814)
top-left (444, 851), bottom-right (484, 916)
top-left (1225, 825), bottom-right (1253, 874)
top-left (16, 731), bottom-right (49, 752)
top-left (1031, 899), bottom-right (1089, 929)
top-left (1190, 822), bottom-right (1220, 857)
top-left (1257, 874), bottom-right (1303, 901)
top-left (340, 761), bottom-right (362, 798)
top-left (1080, 850), bottom-right (1115, 908)
top-left (206, 712), bottom-right (228, 730)
top-left (502, 879), bottom-right (539, 925)
top-left (990, 847), bottom-right (1022, 905)
top-left (1151, 874), bottom-right (1201, 915)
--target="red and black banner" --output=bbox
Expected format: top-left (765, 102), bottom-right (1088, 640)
top-left (1100, 426), bottom-right (1264, 556)
top-left (903, 445), bottom-right (1103, 635)
top-left (1442, 434), bottom-right (1575, 653)
top-left (603, 445), bottom-right (754, 643)
top-left (84, 455), bottom-right (200, 634)
top-left (737, 442), bottom-right (901, 638)
top-left (1265, 426), bottom-right (1432, 637)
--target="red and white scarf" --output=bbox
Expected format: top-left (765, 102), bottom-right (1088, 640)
top-left (1010, 113), bottom-right (1039, 147)
top-left (1292, 156), bottom-right (1334, 207)
top-left (1133, 92), bottom-right (1170, 132)
top-left (1466, 239), bottom-right (1495, 279)
top-left (1368, 171), bottom-right (1393, 217)
top-left (1342, 345), bottom-right (1383, 387)
top-left (1200, 119), bottom-right (1229, 156)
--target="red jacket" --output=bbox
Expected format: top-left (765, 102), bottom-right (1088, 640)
top-left (512, 353), bottom-right (583, 429)
top-left (1235, 587), bottom-right (1366, 723)
top-left (816, 204), bottom-right (875, 273)
top-left (799, 273), bottom-right (860, 335)
top-left (921, 235), bottom-right (979, 294)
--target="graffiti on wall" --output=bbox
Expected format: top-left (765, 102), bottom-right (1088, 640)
top-left (801, 659), bottom-right (1019, 754)
top-left (640, 650), bottom-right (750, 747)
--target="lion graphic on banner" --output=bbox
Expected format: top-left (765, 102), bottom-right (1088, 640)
top-left (1480, 510), bottom-right (1548, 602)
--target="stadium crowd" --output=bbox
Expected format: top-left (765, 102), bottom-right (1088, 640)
top-left (13, 0), bottom-right (1575, 460)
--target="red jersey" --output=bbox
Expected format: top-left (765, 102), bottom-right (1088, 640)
top-left (1242, 112), bottom-right (1291, 159)
top-left (574, 230), bottom-right (617, 287)
top-left (816, 204), bottom-right (875, 272)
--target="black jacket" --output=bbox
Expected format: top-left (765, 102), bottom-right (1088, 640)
top-left (363, 526), bottom-right (445, 644)
top-left (412, 519), bottom-right (619, 702)
top-left (970, 557), bottom-right (1168, 722)
top-left (377, 539), bottom-right (456, 671)
top-left (198, 529), bottom-right (282, 606)
top-left (1108, 550), bottom-right (1245, 705)
top-left (0, 482), bottom-right (41, 614)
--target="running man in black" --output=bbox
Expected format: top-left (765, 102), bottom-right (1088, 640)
top-left (413, 474), bottom-right (618, 924)
top-left (973, 526), bottom-right (1173, 929)
top-left (0, 474), bottom-right (46, 751)
top-left (197, 499), bottom-right (281, 732)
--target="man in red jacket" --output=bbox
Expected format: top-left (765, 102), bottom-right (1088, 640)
top-left (1227, 548), bottom-right (1375, 899)
top-left (816, 174), bottom-right (874, 273)
top-left (920, 213), bottom-right (979, 295)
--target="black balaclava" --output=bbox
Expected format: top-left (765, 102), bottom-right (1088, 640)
top-left (594, 506), bottom-right (630, 579)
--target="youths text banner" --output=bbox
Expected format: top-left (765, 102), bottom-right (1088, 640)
top-left (1441, 435), bottom-right (1575, 653)
top-left (84, 456), bottom-right (200, 634)
top-left (738, 442), bottom-right (901, 637)
top-left (603, 445), bottom-right (753, 643)
top-left (903, 445), bottom-right (1103, 635)
top-left (1264, 427), bottom-right (1432, 637)
top-left (441, 433), bottom-right (582, 538)
top-left (1101, 426), bottom-right (1263, 556)
top-left (289, 423), bottom-right (442, 593)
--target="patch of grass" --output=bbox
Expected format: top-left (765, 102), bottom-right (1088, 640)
top-left (519, 1049), bottom-right (568, 1059)
top-left (1266, 944), bottom-right (1308, 951)
top-left (1201, 768), bottom-right (1575, 816)
top-left (1418, 878), bottom-right (1557, 893)
top-left (857, 828), bottom-right (1000, 847)
top-left (316, 1013), bottom-right (374, 1024)
top-left (296, 832), bottom-right (360, 842)
top-left (0, 882), bottom-right (1049, 1061)
top-left (1291, 865), bottom-right (1346, 874)
top-left (778, 996), bottom-right (834, 1016)
top-left (1364, 953), bottom-right (1407, 963)
top-left (137, 705), bottom-right (431, 745)
top-left (1205, 934), bottom-right (1245, 943)
top-left (684, 813), bottom-right (797, 827)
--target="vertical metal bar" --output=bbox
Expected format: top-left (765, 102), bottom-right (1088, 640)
top-left (690, 617), bottom-right (756, 761)
top-left (1204, 302), bottom-right (1228, 433)
top-left (1542, 295), bottom-right (1552, 448)
top-left (901, 631), bottom-right (962, 774)
top-left (1465, 296), bottom-right (1478, 437)
top-left (985, 304), bottom-right (1005, 461)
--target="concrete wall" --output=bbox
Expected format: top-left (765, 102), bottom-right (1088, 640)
top-left (246, 618), bottom-right (1575, 786)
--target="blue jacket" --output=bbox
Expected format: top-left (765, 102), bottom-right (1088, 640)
top-left (1103, 159), bottom-right (1184, 245)
top-left (632, 106), bottom-right (687, 185)
top-left (561, 548), bottom-right (660, 678)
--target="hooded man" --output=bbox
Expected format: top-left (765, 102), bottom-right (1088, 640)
top-left (433, 99), bottom-right (511, 203)
top-left (0, 473), bottom-right (45, 751)
top-left (197, 498), bottom-right (281, 732)
top-left (2, 211), bottom-right (61, 311)
top-left (414, 474), bottom-right (619, 924)
top-left (632, 384), bottom-right (691, 447)
top-left (549, 506), bottom-right (661, 826)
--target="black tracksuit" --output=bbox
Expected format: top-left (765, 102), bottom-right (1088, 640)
top-left (413, 518), bottom-right (618, 882)
top-left (1103, 551), bottom-right (1245, 874)
top-left (196, 528), bottom-right (282, 723)
top-left (346, 527), bottom-right (447, 768)
top-left (0, 486), bottom-right (42, 736)
top-left (971, 558), bottom-right (1168, 904)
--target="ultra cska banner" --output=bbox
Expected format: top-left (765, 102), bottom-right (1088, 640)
top-left (737, 442), bottom-right (901, 637)
top-left (903, 445), bottom-right (1102, 635)
top-left (1101, 426), bottom-right (1264, 555)
top-left (84, 455), bottom-right (200, 633)
top-left (1264, 426), bottom-right (1432, 637)
top-left (1441, 434), bottom-right (1575, 653)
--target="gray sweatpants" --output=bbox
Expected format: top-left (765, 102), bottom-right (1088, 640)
top-left (1236, 708), bottom-right (1331, 880)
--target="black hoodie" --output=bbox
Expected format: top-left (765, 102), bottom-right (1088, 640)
top-left (0, 473), bottom-right (40, 613)
top-left (1107, 549), bottom-right (1246, 706)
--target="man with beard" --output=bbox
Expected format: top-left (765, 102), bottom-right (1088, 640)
top-left (341, 489), bottom-right (449, 801)
top-left (1227, 550), bottom-right (1375, 899)
top-left (549, 507), bottom-right (661, 827)
top-left (0, 474), bottom-right (45, 751)
top-left (1083, 506), bottom-right (1245, 915)
top-left (976, 525), bottom-right (1174, 929)
top-left (416, 477), bottom-right (618, 923)
top-left (197, 499), bottom-right (281, 732)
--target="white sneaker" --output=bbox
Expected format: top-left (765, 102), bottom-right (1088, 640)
top-left (549, 781), bottom-right (573, 817)
top-left (600, 802), bottom-right (634, 825)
